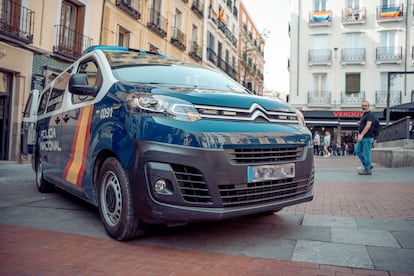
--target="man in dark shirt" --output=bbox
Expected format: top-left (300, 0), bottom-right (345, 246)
top-left (355, 101), bottom-right (376, 175)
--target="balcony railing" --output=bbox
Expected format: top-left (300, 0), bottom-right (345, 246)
top-left (377, 4), bottom-right (404, 21)
top-left (53, 25), bottom-right (93, 59)
top-left (309, 10), bottom-right (332, 26)
top-left (147, 8), bottom-right (167, 38)
top-left (218, 21), bottom-right (238, 48)
top-left (341, 48), bottom-right (365, 64)
top-left (341, 91), bottom-right (365, 106)
top-left (116, 0), bottom-right (141, 19)
top-left (189, 41), bottom-right (202, 62)
top-left (308, 49), bottom-right (332, 65)
top-left (375, 91), bottom-right (402, 107)
top-left (0, 0), bottom-right (35, 43)
top-left (207, 47), bottom-right (217, 64)
top-left (308, 91), bottom-right (331, 106)
top-left (191, 0), bottom-right (204, 18)
top-left (342, 7), bottom-right (366, 24)
top-left (171, 27), bottom-right (186, 51)
top-left (376, 46), bottom-right (402, 64)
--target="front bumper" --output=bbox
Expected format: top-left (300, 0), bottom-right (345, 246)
top-left (128, 140), bottom-right (314, 225)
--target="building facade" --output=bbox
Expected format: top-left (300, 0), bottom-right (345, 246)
top-left (289, 0), bottom-right (414, 147)
top-left (238, 2), bottom-right (265, 95)
top-left (0, 0), bottom-right (265, 161)
top-left (0, 0), bottom-right (102, 161)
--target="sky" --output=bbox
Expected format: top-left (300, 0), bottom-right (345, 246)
top-left (242, 1), bottom-right (291, 94)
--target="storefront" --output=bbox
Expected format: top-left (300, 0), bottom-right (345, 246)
top-left (303, 110), bottom-right (385, 155)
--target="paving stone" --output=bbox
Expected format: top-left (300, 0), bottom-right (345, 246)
top-left (269, 224), bottom-right (332, 242)
top-left (331, 227), bottom-right (400, 247)
top-left (367, 246), bottom-right (414, 274)
top-left (355, 217), bottom-right (414, 232)
top-left (292, 240), bottom-right (373, 269)
top-left (391, 231), bottom-right (414, 249)
top-left (303, 215), bottom-right (357, 228)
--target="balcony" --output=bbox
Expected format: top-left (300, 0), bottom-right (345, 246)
top-left (308, 49), bottom-right (332, 66)
top-left (377, 4), bottom-right (404, 22)
top-left (189, 41), bottom-right (202, 62)
top-left (191, 0), bottom-right (204, 19)
top-left (207, 47), bottom-right (217, 64)
top-left (375, 91), bottom-right (402, 107)
top-left (53, 25), bottom-right (93, 59)
top-left (341, 91), bottom-right (365, 107)
top-left (218, 21), bottom-right (238, 48)
top-left (376, 46), bottom-right (402, 64)
top-left (170, 27), bottom-right (186, 51)
top-left (217, 58), bottom-right (237, 80)
top-left (147, 8), bottom-right (167, 38)
top-left (342, 7), bottom-right (366, 24)
top-left (308, 91), bottom-right (331, 107)
top-left (341, 48), bottom-right (365, 65)
top-left (309, 10), bottom-right (332, 27)
top-left (116, 0), bottom-right (141, 20)
top-left (0, 0), bottom-right (35, 44)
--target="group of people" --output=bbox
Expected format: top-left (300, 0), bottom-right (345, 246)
top-left (312, 100), bottom-right (376, 175)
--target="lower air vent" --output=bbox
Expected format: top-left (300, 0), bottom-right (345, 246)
top-left (218, 177), bottom-right (310, 208)
top-left (171, 164), bottom-right (212, 204)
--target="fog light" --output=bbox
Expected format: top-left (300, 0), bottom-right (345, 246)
top-left (154, 179), bottom-right (171, 195)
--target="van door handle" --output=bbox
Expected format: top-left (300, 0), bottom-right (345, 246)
top-left (63, 114), bottom-right (70, 123)
top-left (55, 117), bottom-right (61, 124)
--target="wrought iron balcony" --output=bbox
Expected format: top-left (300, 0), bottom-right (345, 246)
top-left (0, 0), bottom-right (34, 44)
top-left (377, 4), bottom-right (404, 21)
top-left (309, 10), bottom-right (332, 26)
top-left (147, 8), bottom-right (167, 38)
top-left (53, 25), bottom-right (93, 59)
top-left (341, 91), bottom-right (365, 106)
top-left (116, 0), bottom-right (141, 20)
top-left (191, 0), bottom-right (204, 18)
top-left (375, 91), bottom-right (402, 107)
top-left (341, 48), bottom-right (365, 64)
top-left (207, 47), bottom-right (217, 64)
top-left (171, 27), bottom-right (186, 51)
top-left (308, 49), bottom-right (332, 66)
top-left (189, 41), bottom-right (202, 62)
top-left (308, 91), bottom-right (331, 106)
top-left (342, 7), bottom-right (366, 24)
top-left (376, 46), bottom-right (402, 64)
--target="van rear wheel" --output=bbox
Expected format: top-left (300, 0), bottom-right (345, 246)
top-left (97, 157), bottom-right (147, 240)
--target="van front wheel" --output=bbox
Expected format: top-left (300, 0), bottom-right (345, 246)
top-left (35, 158), bottom-right (54, 193)
top-left (97, 157), bottom-right (147, 240)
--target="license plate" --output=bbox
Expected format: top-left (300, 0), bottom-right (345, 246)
top-left (247, 163), bottom-right (295, 183)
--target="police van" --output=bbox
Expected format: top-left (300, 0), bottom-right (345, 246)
top-left (25, 46), bottom-right (314, 240)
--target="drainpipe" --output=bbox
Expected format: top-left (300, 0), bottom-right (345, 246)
top-left (99, 0), bottom-right (106, 45)
top-left (296, 0), bottom-right (301, 98)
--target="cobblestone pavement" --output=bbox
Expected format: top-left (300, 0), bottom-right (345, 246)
top-left (1, 156), bottom-right (413, 275)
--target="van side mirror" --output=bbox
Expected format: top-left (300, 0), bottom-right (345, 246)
top-left (68, 73), bottom-right (99, 95)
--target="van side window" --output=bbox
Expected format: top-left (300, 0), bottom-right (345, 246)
top-left (46, 70), bottom-right (71, 113)
top-left (72, 59), bottom-right (102, 104)
top-left (37, 88), bottom-right (51, 115)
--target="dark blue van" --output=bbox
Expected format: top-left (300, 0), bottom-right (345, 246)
top-left (29, 46), bottom-right (314, 240)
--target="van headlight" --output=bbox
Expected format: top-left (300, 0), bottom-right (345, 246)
top-left (295, 110), bottom-right (306, 126)
top-left (126, 92), bottom-right (201, 122)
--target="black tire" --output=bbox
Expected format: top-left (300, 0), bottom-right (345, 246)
top-left (35, 158), bottom-right (54, 193)
top-left (97, 157), bottom-right (147, 240)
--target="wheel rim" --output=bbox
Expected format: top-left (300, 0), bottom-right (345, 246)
top-left (36, 162), bottom-right (43, 189)
top-left (101, 171), bottom-right (122, 227)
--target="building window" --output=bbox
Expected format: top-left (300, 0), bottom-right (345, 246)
top-left (117, 25), bottom-right (130, 47)
top-left (149, 43), bottom-right (159, 53)
top-left (313, 73), bottom-right (327, 95)
top-left (313, 0), bottom-right (327, 11)
top-left (345, 73), bottom-right (361, 93)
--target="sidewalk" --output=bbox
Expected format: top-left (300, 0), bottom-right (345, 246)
top-left (0, 156), bottom-right (413, 275)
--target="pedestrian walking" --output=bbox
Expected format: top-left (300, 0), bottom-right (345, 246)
top-left (323, 130), bottom-right (331, 157)
top-left (355, 101), bottom-right (375, 175)
top-left (313, 131), bottom-right (321, 156)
